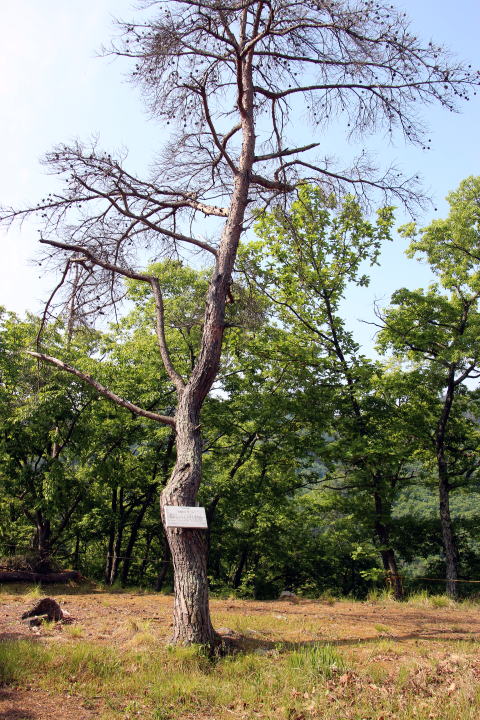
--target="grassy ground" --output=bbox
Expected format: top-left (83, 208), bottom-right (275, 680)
top-left (1, 586), bottom-right (480, 719)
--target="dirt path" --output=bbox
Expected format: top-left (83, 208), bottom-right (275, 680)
top-left (1, 591), bottom-right (480, 719)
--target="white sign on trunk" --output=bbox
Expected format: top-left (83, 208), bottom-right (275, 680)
top-left (164, 505), bottom-right (208, 529)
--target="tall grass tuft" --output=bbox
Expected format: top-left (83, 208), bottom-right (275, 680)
top-left (23, 585), bottom-right (43, 600)
top-left (0, 640), bottom-right (50, 684)
top-left (55, 643), bottom-right (122, 681)
top-left (406, 590), bottom-right (456, 608)
top-left (367, 587), bottom-right (395, 603)
top-left (288, 643), bottom-right (345, 679)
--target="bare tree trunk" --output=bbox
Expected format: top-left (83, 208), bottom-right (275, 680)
top-left (32, 513), bottom-right (52, 572)
top-left (438, 460), bottom-right (459, 598)
top-left (121, 485), bottom-right (156, 586)
top-left (160, 403), bottom-right (216, 645)
top-left (436, 369), bottom-right (459, 599)
top-left (35, 518), bottom-right (51, 560)
top-left (380, 549), bottom-right (403, 600)
top-left (104, 486), bottom-right (117, 585)
top-left (109, 488), bottom-right (125, 586)
top-left (232, 547), bottom-right (249, 589)
top-left (373, 489), bottom-right (404, 600)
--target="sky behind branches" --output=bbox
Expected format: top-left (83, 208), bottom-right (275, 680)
top-left (1, 0), bottom-right (479, 350)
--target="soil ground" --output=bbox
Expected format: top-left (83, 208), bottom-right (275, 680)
top-left (1, 588), bottom-right (480, 719)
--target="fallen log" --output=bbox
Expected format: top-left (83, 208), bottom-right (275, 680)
top-left (0, 570), bottom-right (82, 584)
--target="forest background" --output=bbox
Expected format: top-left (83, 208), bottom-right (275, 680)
top-left (0, 0), bottom-right (480, 603)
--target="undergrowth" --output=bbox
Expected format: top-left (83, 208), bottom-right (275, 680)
top-left (1, 632), bottom-right (479, 720)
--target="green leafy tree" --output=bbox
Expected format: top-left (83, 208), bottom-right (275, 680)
top-left (0, 312), bottom-right (103, 569)
top-left (377, 177), bottom-right (480, 596)
top-left (244, 185), bottom-right (418, 598)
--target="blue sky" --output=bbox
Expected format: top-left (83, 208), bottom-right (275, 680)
top-left (1, 0), bottom-right (479, 351)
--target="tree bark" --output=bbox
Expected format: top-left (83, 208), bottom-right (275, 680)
top-left (109, 487), bottom-right (125, 586)
top-left (438, 459), bottom-right (459, 598)
top-left (104, 486), bottom-right (117, 585)
top-left (435, 368), bottom-right (459, 599)
top-left (373, 489), bottom-right (404, 600)
top-left (121, 485), bottom-right (156, 586)
top-left (159, 51), bottom-right (256, 645)
top-left (160, 401), bottom-right (216, 645)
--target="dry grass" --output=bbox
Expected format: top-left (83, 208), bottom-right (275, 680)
top-left (1, 587), bottom-right (480, 719)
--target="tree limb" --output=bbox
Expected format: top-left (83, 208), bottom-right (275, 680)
top-left (27, 352), bottom-right (176, 428)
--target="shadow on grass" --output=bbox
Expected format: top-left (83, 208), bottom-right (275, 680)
top-left (225, 628), bottom-right (480, 655)
top-left (0, 633), bottom-right (37, 643)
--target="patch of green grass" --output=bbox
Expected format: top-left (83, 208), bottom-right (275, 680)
top-left (165, 643), bottom-right (215, 673)
top-left (23, 584), bottom-right (43, 600)
top-left (371, 638), bottom-right (399, 654)
top-left (430, 594), bottom-right (455, 608)
top-left (367, 587), bottom-right (395, 603)
top-left (0, 640), bottom-right (51, 684)
top-left (374, 623), bottom-right (392, 635)
top-left (0, 640), bottom-right (125, 690)
top-left (287, 643), bottom-right (345, 679)
top-left (406, 590), bottom-right (456, 608)
top-left (56, 643), bottom-right (122, 681)
top-left (317, 589), bottom-right (337, 605)
top-left (64, 623), bottom-right (85, 638)
top-left (396, 662), bottom-right (411, 689)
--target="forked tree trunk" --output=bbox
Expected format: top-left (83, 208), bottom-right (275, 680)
top-left (121, 484), bottom-right (156, 586)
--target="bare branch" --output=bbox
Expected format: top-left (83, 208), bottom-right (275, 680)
top-left (27, 352), bottom-right (176, 428)
top-left (150, 277), bottom-right (186, 392)
top-left (253, 142), bottom-right (319, 163)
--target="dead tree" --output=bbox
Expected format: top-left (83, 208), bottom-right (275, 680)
top-left (2, 0), bottom-right (478, 645)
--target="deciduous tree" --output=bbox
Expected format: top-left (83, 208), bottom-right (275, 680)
top-left (377, 177), bottom-right (480, 597)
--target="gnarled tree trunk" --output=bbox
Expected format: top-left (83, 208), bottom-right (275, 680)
top-left (160, 403), bottom-right (216, 645)
top-left (159, 63), bottom-right (255, 644)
